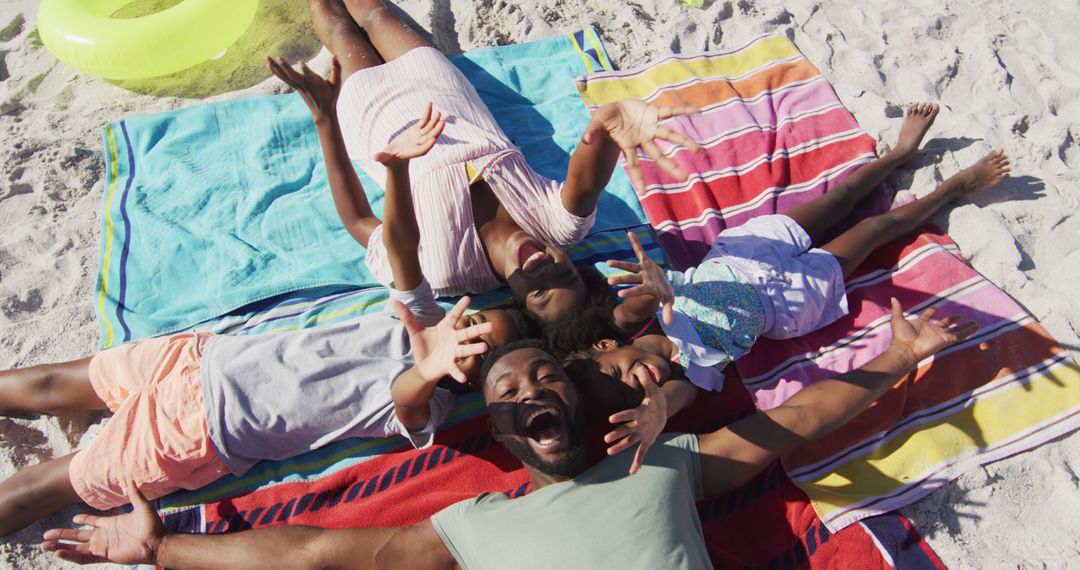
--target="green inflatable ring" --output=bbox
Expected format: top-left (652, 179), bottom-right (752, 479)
top-left (37, 0), bottom-right (259, 80)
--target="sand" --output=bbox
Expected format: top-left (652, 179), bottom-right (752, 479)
top-left (2, 0), bottom-right (1079, 567)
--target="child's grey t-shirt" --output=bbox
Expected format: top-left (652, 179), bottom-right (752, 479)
top-left (199, 280), bottom-right (453, 475)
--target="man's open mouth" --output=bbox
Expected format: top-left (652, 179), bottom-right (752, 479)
top-left (522, 407), bottom-right (566, 451)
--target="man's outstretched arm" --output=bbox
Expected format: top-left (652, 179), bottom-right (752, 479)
top-left (697, 298), bottom-right (980, 497)
top-left (42, 481), bottom-right (457, 570)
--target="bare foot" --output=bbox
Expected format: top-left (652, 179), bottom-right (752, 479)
top-left (891, 102), bottom-right (940, 160)
top-left (947, 149), bottom-right (1011, 197)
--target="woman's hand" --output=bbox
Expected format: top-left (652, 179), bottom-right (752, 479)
top-left (266, 56), bottom-right (342, 123)
top-left (582, 99), bottom-right (700, 193)
top-left (374, 102), bottom-right (446, 167)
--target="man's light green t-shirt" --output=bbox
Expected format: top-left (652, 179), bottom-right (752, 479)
top-left (430, 433), bottom-right (713, 569)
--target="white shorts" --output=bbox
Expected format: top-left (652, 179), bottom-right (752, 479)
top-left (703, 215), bottom-right (848, 339)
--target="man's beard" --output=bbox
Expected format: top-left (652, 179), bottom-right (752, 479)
top-left (502, 408), bottom-right (589, 478)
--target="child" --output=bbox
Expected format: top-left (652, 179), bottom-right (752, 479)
top-left (276, 0), bottom-right (699, 300)
top-left (538, 103), bottom-right (990, 341)
top-left (570, 141), bottom-right (1012, 471)
top-left (0, 104), bottom-right (531, 538)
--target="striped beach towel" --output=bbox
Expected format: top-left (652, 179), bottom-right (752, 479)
top-left (576, 33), bottom-right (1080, 532)
top-left (144, 31), bottom-right (940, 569)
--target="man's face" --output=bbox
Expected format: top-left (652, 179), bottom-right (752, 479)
top-left (483, 347), bottom-right (588, 478)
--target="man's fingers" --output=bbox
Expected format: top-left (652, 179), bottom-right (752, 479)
top-left (604, 423), bottom-right (636, 444)
top-left (71, 514), bottom-right (98, 527)
top-left (609, 408), bottom-right (638, 425)
top-left (953, 321), bottom-right (980, 342)
top-left (42, 528), bottom-right (92, 542)
top-left (890, 297), bottom-right (905, 322)
top-left (607, 434), bottom-right (640, 456)
top-left (919, 306), bottom-right (938, 322)
top-left (629, 441), bottom-right (652, 475)
top-left (50, 547), bottom-right (104, 565)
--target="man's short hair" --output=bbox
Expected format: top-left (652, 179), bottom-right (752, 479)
top-left (480, 338), bottom-right (552, 386)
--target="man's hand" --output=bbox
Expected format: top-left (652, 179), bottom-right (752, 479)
top-left (581, 99), bottom-right (700, 193)
top-left (393, 296), bottom-right (493, 384)
top-left (374, 103), bottom-right (446, 167)
top-left (41, 481), bottom-right (165, 566)
top-left (604, 371), bottom-right (668, 475)
top-left (606, 231), bottom-right (676, 325)
top-left (887, 297), bottom-right (980, 368)
top-left (267, 56), bottom-right (342, 123)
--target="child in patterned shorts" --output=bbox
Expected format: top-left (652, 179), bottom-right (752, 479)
top-left (566, 122), bottom-right (1012, 473)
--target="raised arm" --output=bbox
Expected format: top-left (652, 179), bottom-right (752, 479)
top-left (267, 56), bottom-right (380, 248)
top-left (696, 299), bottom-right (979, 497)
top-left (390, 297), bottom-right (491, 431)
top-left (562, 99), bottom-right (700, 215)
top-left (42, 481), bottom-right (457, 570)
top-left (375, 102), bottom-right (445, 292)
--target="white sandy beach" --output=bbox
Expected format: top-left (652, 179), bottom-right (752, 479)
top-left (1, 0), bottom-right (1079, 567)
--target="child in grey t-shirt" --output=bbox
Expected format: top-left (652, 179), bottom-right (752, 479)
top-left (0, 98), bottom-right (527, 537)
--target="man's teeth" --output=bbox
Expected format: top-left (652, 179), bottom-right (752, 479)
top-left (523, 251), bottom-right (546, 271)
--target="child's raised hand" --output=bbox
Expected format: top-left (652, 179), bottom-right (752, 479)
top-left (267, 56), bottom-right (342, 122)
top-left (374, 103), bottom-right (446, 167)
top-left (887, 297), bottom-right (980, 366)
top-left (393, 296), bottom-right (492, 384)
top-left (604, 368), bottom-right (668, 475)
top-left (606, 231), bottom-right (676, 325)
top-left (581, 98), bottom-right (700, 194)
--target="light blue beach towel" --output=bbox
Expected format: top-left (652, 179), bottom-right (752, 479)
top-left (96, 28), bottom-right (645, 348)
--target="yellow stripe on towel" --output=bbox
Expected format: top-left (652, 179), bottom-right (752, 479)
top-left (800, 357), bottom-right (1080, 521)
top-left (580, 35), bottom-right (801, 105)
top-left (97, 125), bottom-right (120, 347)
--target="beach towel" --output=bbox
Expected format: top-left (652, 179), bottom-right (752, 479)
top-left (95, 26), bottom-right (643, 348)
top-left (137, 31), bottom-right (941, 569)
top-left (576, 33), bottom-right (1080, 532)
top-left (158, 259), bottom-right (941, 569)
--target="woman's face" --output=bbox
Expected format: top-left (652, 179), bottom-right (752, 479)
top-left (503, 235), bottom-right (585, 323)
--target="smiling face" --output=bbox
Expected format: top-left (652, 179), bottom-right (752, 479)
top-left (453, 309), bottom-right (524, 386)
top-left (483, 346), bottom-right (588, 479)
top-left (503, 234), bottom-right (586, 323)
top-left (563, 340), bottom-right (672, 419)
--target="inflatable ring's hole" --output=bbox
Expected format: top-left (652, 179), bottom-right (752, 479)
top-left (112, 0), bottom-right (185, 19)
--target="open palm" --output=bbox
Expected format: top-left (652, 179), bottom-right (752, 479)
top-left (41, 481), bottom-right (163, 566)
top-left (582, 98), bottom-right (700, 193)
top-left (374, 103), bottom-right (446, 166)
top-left (393, 297), bottom-right (492, 384)
top-left (889, 298), bottom-right (980, 364)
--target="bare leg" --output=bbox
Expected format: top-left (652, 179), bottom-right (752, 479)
top-left (0, 357), bottom-right (106, 415)
top-left (823, 150), bottom-right (1011, 277)
top-left (786, 103), bottom-right (941, 245)
top-left (0, 454), bottom-right (84, 537)
top-left (308, 0), bottom-right (385, 78)
top-left (342, 0), bottom-right (433, 61)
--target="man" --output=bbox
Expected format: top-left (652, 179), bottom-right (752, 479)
top-left (42, 299), bottom-right (976, 569)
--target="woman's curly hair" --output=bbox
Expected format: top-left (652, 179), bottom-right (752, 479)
top-left (539, 266), bottom-right (620, 358)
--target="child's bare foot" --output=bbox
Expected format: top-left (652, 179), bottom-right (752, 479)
top-left (891, 102), bottom-right (940, 160)
top-left (946, 149), bottom-right (1011, 198)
